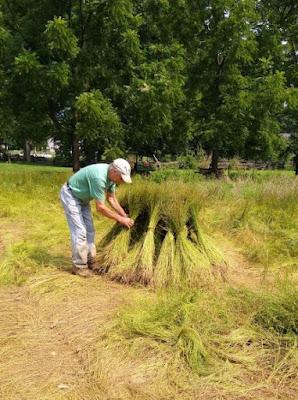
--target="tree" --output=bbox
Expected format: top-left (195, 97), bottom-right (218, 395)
top-left (181, 0), bottom-right (288, 174)
top-left (0, 6), bottom-right (14, 150)
top-left (1, 0), bottom-right (297, 171)
top-left (1, 0), bottom-right (138, 170)
top-left (256, 0), bottom-right (298, 172)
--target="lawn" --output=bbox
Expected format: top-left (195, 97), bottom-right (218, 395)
top-left (0, 161), bottom-right (72, 173)
top-left (0, 164), bottom-right (297, 399)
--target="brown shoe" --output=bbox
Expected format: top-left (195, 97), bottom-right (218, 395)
top-left (72, 267), bottom-right (94, 278)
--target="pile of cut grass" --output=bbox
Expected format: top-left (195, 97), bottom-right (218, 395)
top-left (95, 282), bottom-right (298, 393)
top-left (99, 182), bottom-right (227, 288)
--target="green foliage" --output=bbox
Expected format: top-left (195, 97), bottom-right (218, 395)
top-left (45, 16), bottom-right (79, 60)
top-left (45, 61), bottom-right (70, 89)
top-left (178, 154), bottom-right (200, 170)
top-left (149, 169), bottom-right (201, 183)
top-left (124, 40), bottom-right (187, 155)
top-left (0, 0), bottom-right (297, 169)
top-left (14, 50), bottom-right (41, 75)
top-left (75, 90), bottom-right (124, 144)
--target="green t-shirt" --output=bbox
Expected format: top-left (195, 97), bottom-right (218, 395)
top-left (68, 164), bottom-right (115, 202)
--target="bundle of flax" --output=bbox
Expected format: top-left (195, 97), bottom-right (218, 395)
top-left (99, 182), bottom-right (227, 288)
top-left (154, 229), bottom-right (175, 288)
top-left (109, 188), bottom-right (160, 284)
top-left (106, 185), bottom-right (146, 281)
top-left (100, 186), bottom-right (144, 272)
top-left (190, 204), bottom-right (228, 280)
top-left (163, 196), bottom-right (213, 288)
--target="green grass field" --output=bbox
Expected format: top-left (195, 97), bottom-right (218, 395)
top-left (0, 161), bottom-right (72, 173)
top-left (0, 164), bottom-right (297, 399)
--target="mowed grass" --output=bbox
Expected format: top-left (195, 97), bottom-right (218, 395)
top-left (0, 164), bottom-right (297, 400)
top-left (0, 161), bottom-right (72, 172)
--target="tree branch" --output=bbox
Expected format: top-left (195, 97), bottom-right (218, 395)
top-left (283, 4), bottom-right (296, 23)
top-left (47, 99), bottom-right (67, 134)
top-left (68, 0), bottom-right (73, 27)
top-left (4, 0), bottom-right (27, 43)
top-left (79, 0), bottom-right (93, 48)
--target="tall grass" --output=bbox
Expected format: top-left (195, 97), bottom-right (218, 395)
top-left (0, 167), bottom-right (72, 285)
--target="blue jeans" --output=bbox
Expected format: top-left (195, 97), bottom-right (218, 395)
top-left (60, 184), bottom-right (96, 269)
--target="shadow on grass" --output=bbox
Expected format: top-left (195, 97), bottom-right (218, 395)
top-left (29, 246), bottom-right (71, 271)
top-left (0, 241), bottom-right (72, 286)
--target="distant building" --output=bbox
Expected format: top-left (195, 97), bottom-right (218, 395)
top-left (280, 133), bottom-right (292, 140)
top-left (47, 138), bottom-right (59, 153)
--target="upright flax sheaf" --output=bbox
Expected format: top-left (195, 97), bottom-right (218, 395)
top-left (163, 189), bottom-right (212, 288)
top-left (154, 229), bottom-right (175, 288)
top-left (109, 186), bottom-right (160, 284)
top-left (107, 185), bottom-right (145, 281)
top-left (101, 186), bottom-right (144, 271)
top-left (136, 204), bottom-right (160, 284)
top-left (190, 204), bottom-right (228, 280)
top-left (99, 181), bottom-right (228, 288)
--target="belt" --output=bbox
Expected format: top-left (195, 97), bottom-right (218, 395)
top-left (66, 182), bottom-right (81, 201)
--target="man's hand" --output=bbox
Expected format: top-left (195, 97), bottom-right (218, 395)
top-left (107, 193), bottom-right (128, 218)
top-left (96, 200), bottom-right (134, 227)
top-left (119, 216), bottom-right (134, 229)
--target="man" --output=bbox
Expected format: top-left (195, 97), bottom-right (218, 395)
top-left (60, 158), bottom-right (134, 278)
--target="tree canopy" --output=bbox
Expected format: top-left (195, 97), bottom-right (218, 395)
top-left (0, 0), bottom-right (297, 172)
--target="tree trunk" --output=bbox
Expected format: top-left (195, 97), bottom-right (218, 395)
top-left (209, 55), bottom-right (224, 179)
top-left (294, 154), bottom-right (298, 176)
top-left (84, 144), bottom-right (96, 165)
top-left (210, 147), bottom-right (220, 177)
top-left (72, 133), bottom-right (80, 172)
top-left (23, 140), bottom-right (31, 162)
top-left (71, 110), bottom-right (80, 172)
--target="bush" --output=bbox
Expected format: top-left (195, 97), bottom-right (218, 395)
top-left (149, 168), bottom-right (201, 183)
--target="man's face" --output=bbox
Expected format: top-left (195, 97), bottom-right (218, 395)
top-left (109, 167), bottom-right (124, 184)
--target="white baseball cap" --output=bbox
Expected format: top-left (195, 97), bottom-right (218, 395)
top-left (112, 158), bottom-right (132, 183)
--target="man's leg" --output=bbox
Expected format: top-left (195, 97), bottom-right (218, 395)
top-left (60, 184), bottom-right (93, 277)
top-left (81, 202), bottom-right (97, 269)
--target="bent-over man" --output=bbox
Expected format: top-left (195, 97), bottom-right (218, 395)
top-left (60, 158), bottom-right (134, 278)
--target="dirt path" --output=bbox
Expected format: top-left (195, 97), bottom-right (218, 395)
top-left (0, 271), bottom-right (134, 400)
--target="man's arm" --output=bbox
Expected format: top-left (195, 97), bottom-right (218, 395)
top-left (95, 200), bottom-right (134, 229)
top-left (107, 193), bottom-right (127, 217)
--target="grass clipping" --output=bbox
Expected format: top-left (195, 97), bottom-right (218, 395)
top-left (99, 182), bottom-right (227, 288)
